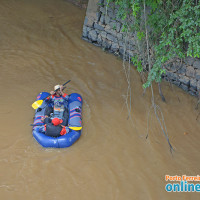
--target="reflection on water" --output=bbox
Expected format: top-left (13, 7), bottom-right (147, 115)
top-left (0, 0), bottom-right (200, 199)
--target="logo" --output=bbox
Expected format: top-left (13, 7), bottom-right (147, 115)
top-left (165, 175), bottom-right (200, 192)
top-left (37, 94), bottom-right (41, 99)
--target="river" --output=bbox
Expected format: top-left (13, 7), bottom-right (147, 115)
top-left (0, 0), bottom-right (200, 199)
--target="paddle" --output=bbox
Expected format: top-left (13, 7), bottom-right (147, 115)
top-left (32, 80), bottom-right (71, 109)
top-left (69, 126), bottom-right (82, 131)
top-left (30, 124), bottom-right (43, 126)
top-left (30, 124), bottom-right (82, 131)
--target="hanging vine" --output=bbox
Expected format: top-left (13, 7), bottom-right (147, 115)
top-left (104, 0), bottom-right (199, 152)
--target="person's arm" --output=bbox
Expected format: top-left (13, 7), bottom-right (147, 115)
top-left (59, 85), bottom-right (65, 96)
top-left (60, 126), bottom-right (70, 135)
top-left (44, 117), bottom-right (51, 124)
top-left (38, 125), bottom-right (46, 133)
top-left (45, 91), bottom-right (55, 102)
top-left (60, 85), bottom-right (69, 101)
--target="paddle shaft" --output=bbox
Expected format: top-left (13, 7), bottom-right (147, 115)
top-left (62, 80), bottom-right (71, 87)
top-left (31, 124), bottom-right (82, 131)
top-left (30, 124), bottom-right (42, 126)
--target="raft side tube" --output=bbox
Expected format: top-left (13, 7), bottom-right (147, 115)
top-left (68, 93), bottom-right (83, 128)
top-left (33, 128), bottom-right (81, 148)
top-left (33, 128), bottom-right (59, 148)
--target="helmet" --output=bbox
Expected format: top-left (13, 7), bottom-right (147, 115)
top-left (54, 85), bottom-right (60, 91)
top-left (52, 118), bottom-right (63, 126)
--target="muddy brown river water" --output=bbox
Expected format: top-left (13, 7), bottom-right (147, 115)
top-left (0, 0), bottom-right (200, 199)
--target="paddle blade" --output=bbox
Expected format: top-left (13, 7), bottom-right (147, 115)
top-left (32, 100), bottom-right (43, 109)
top-left (69, 126), bottom-right (82, 131)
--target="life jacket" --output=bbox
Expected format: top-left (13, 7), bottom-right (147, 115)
top-left (46, 93), bottom-right (68, 108)
top-left (45, 123), bottom-right (62, 137)
top-left (44, 123), bottom-right (67, 137)
top-left (51, 94), bottom-right (68, 107)
top-left (50, 95), bottom-right (68, 119)
top-left (53, 101), bottom-right (65, 119)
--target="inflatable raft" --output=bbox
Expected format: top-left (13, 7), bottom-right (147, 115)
top-left (32, 92), bottom-right (82, 148)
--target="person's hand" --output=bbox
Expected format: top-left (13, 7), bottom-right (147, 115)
top-left (41, 115), bottom-right (48, 122)
top-left (50, 91), bottom-right (55, 95)
top-left (60, 85), bottom-right (64, 91)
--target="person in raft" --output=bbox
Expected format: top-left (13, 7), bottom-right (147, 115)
top-left (44, 85), bottom-right (69, 125)
top-left (39, 118), bottom-right (67, 137)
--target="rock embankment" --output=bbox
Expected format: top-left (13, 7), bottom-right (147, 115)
top-left (82, 0), bottom-right (200, 96)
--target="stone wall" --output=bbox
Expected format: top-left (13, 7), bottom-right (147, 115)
top-left (82, 0), bottom-right (200, 96)
top-left (164, 58), bottom-right (200, 96)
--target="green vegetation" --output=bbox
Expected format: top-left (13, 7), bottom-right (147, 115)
top-left (106, 0), bottom-right (200, 88)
